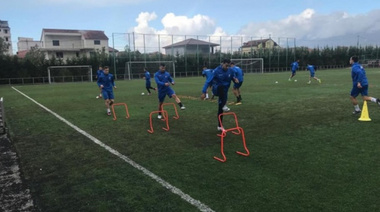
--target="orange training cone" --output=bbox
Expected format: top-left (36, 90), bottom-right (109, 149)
top-left (358, 101), bottom-right (371, 121)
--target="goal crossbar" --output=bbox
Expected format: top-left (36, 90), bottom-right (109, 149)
top-left (230, 58), bottom-right (264, 74)
top-left (47, 65), bottom-right (93, 84)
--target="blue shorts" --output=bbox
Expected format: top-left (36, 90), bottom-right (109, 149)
top-left (233, 81), bottom-right (243, 89)
top-left (158, 87), bottom-right (175, 102)
top-left (310, 72), bottom-right (315, 77)
top-left (102, 89), bottom-right (114, 100)
top-left (351, 85), bottom-right (368, 97)
top-left (292, 70), bottom-right (296, 74)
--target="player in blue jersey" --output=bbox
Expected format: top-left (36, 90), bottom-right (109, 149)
top-left (97, 66), bottom-right (117, 116)
top-left (143, 67), bottom-right (156, 95)
top-left (230, 62), bottom-right (244, 105)
top-left (202, 65), bottom-right (214, 99)
top-left (306, 64), bottom-right (321, 84)
top-left (288, 59), bottom-right (300, 81)
top-left (155, 63), bottom-right (185, 119)
top-left (201, 59), bottom-right (238, 131)
top-left (349, 56), bottom-right (380, 114)
top-left (95, 66), bottom-right (104, 99)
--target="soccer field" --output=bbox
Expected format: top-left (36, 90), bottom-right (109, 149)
top-left (2, 68), bottom-right (380, 211)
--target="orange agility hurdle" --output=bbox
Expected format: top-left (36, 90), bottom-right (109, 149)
top-left (111, 103), bottom-right (130, 121)
top-left (147, 110), bottom-right (169, 133)
top-left (162, 102), bottom-right (179, 120)
top-left (214, 112), bottom-right (250, 163)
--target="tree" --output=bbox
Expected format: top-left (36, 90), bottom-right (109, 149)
top-left (0, 37), bottom-right (9, 55)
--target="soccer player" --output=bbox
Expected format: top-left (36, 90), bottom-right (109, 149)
top-left (230, 62), bottom-right (244, 105)
top-left (349, 56), bottom-right (380, 115)
top-left (288, 59), bottom-right (300, 81)
top-left (143, 67), bottom-right (156, 95)
top-left (201, 59), bottom-right (238, 131)
top-left (97, 66), bottom-right (117, 116)
top-left (154, 63), bottom-right (185, 119)
top-left (201, 65), bottom-right (214, 99)
top-left (95, 66), bottom-right (104, 99)
top-left (306, 64), bottom-right (321, 84)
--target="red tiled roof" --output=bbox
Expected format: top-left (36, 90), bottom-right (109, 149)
top-left (163, 38), bottom-right (219, 48)
top-left (42, 28), bottom-right (108, 40)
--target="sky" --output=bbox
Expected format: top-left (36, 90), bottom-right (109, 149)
top-left (2, 0), bottom-right (380, 54)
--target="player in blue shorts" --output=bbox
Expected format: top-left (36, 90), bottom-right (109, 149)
top-left (202, 65), bottom-right (214, 99)
top-left (230, 62), bottom-right (244, 105)
top-left (201, 59), bottom-right (238, 131)
top-left (95, 65), bottom-right (104, 99)
top-left (306, 64), bottom-right (321, 84)
top-left (288, 59), bottom-right (299, 81)
top-left (154, 63), bottom-right (185, 119)
top-left (143, 67), bottom-right (156, 95)
top-left (349, 56), bottom-right (380, 115)
top-left (97, 66), bottom-right (117, 116)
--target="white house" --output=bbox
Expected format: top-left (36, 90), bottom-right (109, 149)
top-left (40, 28), bottom-right (109, 60)
top-left (0, 20), bottom-right (13, 55)
top-left (162, 38), bottom-right (219, 56)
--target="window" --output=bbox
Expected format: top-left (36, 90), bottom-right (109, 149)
top-left (5, 37), bottom-right (8, 42)
top-left (94, 40), bottom-right (101, 45)
top-left (4, 29), bottom-right (8, 34)
top-left (52, 40), bottom-right (60, 46)
top-left (56, 52), bottom-right (63, 58)
top-left (76, 52), bottom-right (79, 57)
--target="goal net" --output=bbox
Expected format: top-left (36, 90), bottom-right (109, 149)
top-left (47, 65), bottom-right (93, 84)
top-left (230, 58), bottom-right (264, 73)
top-left (125, 61), bottom-right (176, 80)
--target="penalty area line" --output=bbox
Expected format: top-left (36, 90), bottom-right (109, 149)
top-left (11, 86), bottom-right (215, 212)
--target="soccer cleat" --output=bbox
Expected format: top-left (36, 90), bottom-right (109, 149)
top-left (288, 78), bottom-right (291, 81)
top-left (377, 98), bottom-right (380, 106)
top-left (107, 111), bottom-right (111, 116)
top-left (157, 115), bottom-right (162, 119)
top-left (352, 110), bottom-right (361, 115)
top-left (235, 102), bottom-right (242, 105)
top-left (318, 79), bottom-right (321, 84)
top-left (217, 126), bottom-right (225, 131)
top-left (180, 106), bottom-right (186, 110)
top-left (147, 93), bottom-right (151, 96)
top-left (222, 105), bottom-right (230, 112)
top-left (307, 81), bottom-right (311, 84)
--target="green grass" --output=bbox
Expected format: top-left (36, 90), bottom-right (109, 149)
top-left (2, 68), bottom-right (380, 211)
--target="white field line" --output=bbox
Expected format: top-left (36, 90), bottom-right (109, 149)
top-left (11, 87), bottom-right (214, 212)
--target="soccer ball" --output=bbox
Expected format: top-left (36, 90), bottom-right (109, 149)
top-left (141, 92), bottom-right (145, 95)
top-left (294, 80), bottom-right (297, 82)
top-left (275, 81), bottom-right (278, 84)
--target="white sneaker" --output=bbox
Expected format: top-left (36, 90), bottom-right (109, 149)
top-left (222, 105), bottom-right (230, 112)
top-left (180, 106), bottom-right (186, 110)
top-left (217, 126), bottom-right (224, 131)
top-left (157, 115), bottom-right (162, 119)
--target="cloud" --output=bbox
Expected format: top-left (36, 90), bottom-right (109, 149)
top-left (238, 8), bottom-right (380, 46)
top-left (129, 12), bottom-right (226, 52)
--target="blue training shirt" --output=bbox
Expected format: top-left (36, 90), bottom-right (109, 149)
top-left (232, 66), bottom-right (244, 82)
top-left (154, 70), bottom-right (174, 91)
top-left (351, 62), bottom-right (368, 87)
top-left (145, 71), bottom-right (151, 82)
top-left (202, 69), bottom-right (214, 81)
top-left (97, 73), bottom-right (115, 91)
top-left (202, 65), bottom-right (236, 93)
top-left (307, 65), bottom-right (315, 74)
top-left (291, 61), bottom-right (299, 71)
top-left (97, 69), bottom-right (103, 78)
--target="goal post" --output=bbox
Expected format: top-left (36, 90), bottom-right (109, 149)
top-left (230, 58), bottom-right (264, 73)
top-left (125, 61), bottom-right (176, 80)
top-left (47, 65), bottom-right (93, 84)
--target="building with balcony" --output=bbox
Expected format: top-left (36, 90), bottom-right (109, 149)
top-left (162, 38), bottom-right (219, 56)
top-left (0, 20), bottom-right (13, 55)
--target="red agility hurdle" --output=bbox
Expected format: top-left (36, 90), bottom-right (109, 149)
top-left (111, 103), bottom-right (130, 121)
top-left (162, 102), bottom-right (179, 120)
top-left (147, 110), bottom-right (169, 133)
top-left (214, 112), bottom-right (250, 163)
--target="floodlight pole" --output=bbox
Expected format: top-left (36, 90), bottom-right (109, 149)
top-left (112, 33), bottom-right (117, 79)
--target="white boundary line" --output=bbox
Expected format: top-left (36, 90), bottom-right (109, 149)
top-left (11, 86), bottom-right (214, 212)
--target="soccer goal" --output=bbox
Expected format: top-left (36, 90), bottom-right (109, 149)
top-left (125, 61), bottom-right (176, 80)
top-left (47, 65), bottom-right (93, 84)
top-left (230, 58), bottom-right (264, 73)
